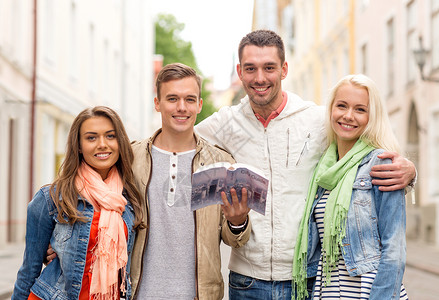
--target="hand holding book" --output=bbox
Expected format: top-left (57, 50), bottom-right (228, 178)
top-left (191, 162), bottom-right (269, 215)
top-left (221, 187), bottom-right (250, 226)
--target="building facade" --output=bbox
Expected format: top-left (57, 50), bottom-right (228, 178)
top-left (354, 0), bottom-right (439, 246)
top-left (0, 0), bottom-right (34, 245)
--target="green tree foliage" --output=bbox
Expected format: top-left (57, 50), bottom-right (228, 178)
top-left (155, 14), bottom-right (217, 124)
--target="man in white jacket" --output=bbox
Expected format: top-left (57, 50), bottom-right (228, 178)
top-left (195, 29), bottom-right (416, 299)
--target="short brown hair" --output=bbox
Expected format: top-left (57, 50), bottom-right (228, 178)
top-left (238, 30), bottom-right (285, 64)
top-left (155, 63), bottom-right (202, 99)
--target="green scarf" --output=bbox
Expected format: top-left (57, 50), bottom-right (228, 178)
top-left (292, 139), bottom-right (374, 300)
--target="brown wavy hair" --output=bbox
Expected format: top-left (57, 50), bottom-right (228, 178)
top-left (50, 106), bottom-right (144, 228)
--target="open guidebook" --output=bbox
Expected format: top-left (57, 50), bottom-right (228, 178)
top-left (191, 162), bottom-right (269, 215)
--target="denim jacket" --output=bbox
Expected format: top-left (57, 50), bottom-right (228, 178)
top-left (12, 185), bottom-right (136, 300)
top-left (306, 149), bottom-right (406, 300)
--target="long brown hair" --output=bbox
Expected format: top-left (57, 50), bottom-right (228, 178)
top-left (50, 106), bottom-right (144, 228)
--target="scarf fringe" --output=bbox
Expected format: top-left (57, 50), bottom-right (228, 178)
top-left (321, 208), bottom-right (348, 286)
top-left (90, 279), bottom-right (122, 300)
top-left (89, 215), bottom-right (128, 299)
top-left (292, 251), bottom-right (309, 300)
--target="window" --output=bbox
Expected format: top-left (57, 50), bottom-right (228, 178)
top-left (322, 66), bottom-right (328, 105)
top-left (44, 0), bottom-right (55, 63)
top-left (361, 43), bottom-right (368, 75)
top-left (11, 0), bottom-right (22, 61)
top-left (331, 57), bottom-right (338, 86)
top-left (407, 1), bottom-right (417, 83)
top-left (88, 24), bottom-right (95, 94)
top-left (387, 18), bottom-right (395, 96)
top-left (320, 0), bottom-right (328, 38)
top-left (69, 1), bottom-right (78, 80)
top-left (361, 0), bottom-right (370, 10)
top-left (283, 4), bottom-right (295, 52)
top-left (431, 110), bottom-right (439, 195)
top-left (342, 0), bottom-right (349, 15)
top-left (113, 51), bottom-right (121, 108)
top-left (103, 40), bottom-right (109, 104)
top-left (432, 0), bottom-right (439, 69)
top-left (343, 48), bottom-right (349, 75)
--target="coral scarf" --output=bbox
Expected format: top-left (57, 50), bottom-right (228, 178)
top-left (75, 162), bottom-right (128, 300)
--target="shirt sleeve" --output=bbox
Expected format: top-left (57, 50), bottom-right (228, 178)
top-left (12, 189), bottom-right (55, 300)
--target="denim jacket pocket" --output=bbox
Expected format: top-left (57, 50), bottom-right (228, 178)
top-left (53, 220), bottom-right (74, 243)
top-left (352, 175), bottom-right (373, 206)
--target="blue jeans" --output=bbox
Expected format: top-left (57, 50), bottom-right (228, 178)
top-left (229, 271), bottom-right (314, 300)
top-left (229, 271), bottom-right (293, 300)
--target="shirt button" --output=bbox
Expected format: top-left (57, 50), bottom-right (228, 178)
top-left (173, 152), bottom-right (177, 156)
top-left (172, 175), bottom-right (176, 179)
top-left (172, 164), bottom-right (176, 167)
top-left (170, 188), bottom-right (174, 192)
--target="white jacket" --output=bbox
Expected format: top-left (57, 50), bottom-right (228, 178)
top-left (195, 91), bottom-right (327, 281)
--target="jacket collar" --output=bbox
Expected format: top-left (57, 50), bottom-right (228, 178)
top-left (240, 91), bottom-right (316, 121)
top-left (146, 128), bottom-right (205, 155)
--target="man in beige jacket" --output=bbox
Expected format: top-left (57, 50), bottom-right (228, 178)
top-left (130, 63), bottom-right (251, 299)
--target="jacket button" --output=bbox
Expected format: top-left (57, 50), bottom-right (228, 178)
top-left (360, 181), bottom-right (365, 186)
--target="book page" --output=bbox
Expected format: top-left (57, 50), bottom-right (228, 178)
top-left (192, 166), bottom-right (228, 210)
top-left (191, 164), bottom-right (268, 215)
top-left (225, 167), bottom-right (268, 215)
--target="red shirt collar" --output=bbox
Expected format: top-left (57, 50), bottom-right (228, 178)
top-left (255, 91), bottom-right (287, 128)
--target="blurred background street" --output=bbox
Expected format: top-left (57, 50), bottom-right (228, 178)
top-left (2, 0), bottom-right (439, 299)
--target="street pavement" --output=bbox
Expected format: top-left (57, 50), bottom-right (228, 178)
top-left (1, 239), bottom-right (438, 299)
top-left (403, 241), bottom-right (439, 300)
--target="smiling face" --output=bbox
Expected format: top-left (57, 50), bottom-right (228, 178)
top-left (79, 116), bottom-right (119, 180)
top-left (154, 77), bottom-right (203, 136)
top-left (331, 83), bottom-right (370, 151)
top-left (237, 45), bottom-right (288, 117)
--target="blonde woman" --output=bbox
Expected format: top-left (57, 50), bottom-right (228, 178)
top-left (293, 75), bottom-right (408, 300)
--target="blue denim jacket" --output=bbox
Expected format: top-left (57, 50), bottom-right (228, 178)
top-left (12, 185), bottom-right (136, 300)
top-left (306, 149), bottom-right (406, 300)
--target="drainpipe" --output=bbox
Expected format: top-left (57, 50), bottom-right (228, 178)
top-left (29, 0), bottom-right (37, 201)
top-left (120, 0), bottom-right (126, 119)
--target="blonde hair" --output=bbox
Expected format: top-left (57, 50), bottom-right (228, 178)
top-left (325, 74), bottom-right (400, 153)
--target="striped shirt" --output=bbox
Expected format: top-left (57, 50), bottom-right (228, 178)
top-left (312, 190), bottom-right (409, 299)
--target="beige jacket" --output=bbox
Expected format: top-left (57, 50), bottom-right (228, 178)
top-left (130, 129), bottom-right (251, 300)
